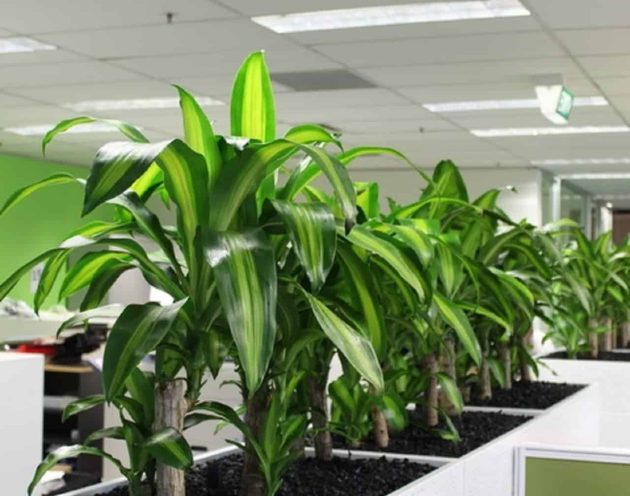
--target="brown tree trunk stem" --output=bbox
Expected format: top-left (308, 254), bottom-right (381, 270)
top-left (154, 379), bottom-right (187, 496)
top-left (240, 388), bottom-right (268, 496)
top-left (307, 377), bottom-right (333, 461)
top-left (599, 319), bottom-right (613, 352)
top-left (499, 344), bottom-right (512, 390)
top-left (479, 355), bottom-right (492, 400)
top-left (423, 354), bottom-right (439, 427)
top-left (588, 319), bottom-right (599, 359)
top-left (370, 404), bottom-right (389, 448)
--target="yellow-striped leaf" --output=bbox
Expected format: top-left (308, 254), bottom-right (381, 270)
top-left (271, 200), bottom-right (336, 292)
top-left (0, 173), bottom-right (79, 217)
top-left (231, 51), bottom-right (275, 142)
top-left (145, 427), bottom-right (193, 470)
top-left (346, 225), bottom-right (429, 303)
top-left (103, 300), bottom-right (187, 400)
top-left (0, 249), bottom-right (65, 301)
top-left (176, 85), bottom-right (222, 188)
top-left (60, 251), bottom-right (130, 300)
top-left (284, 124), bottom-right (341, 148)
top-left (305, 292), bottom-right (384, 392)
top-left (433, 292), bottom-right (481, 365)
top-left (34, 250), bottom-right (70, 313)
top-left (204, 229), bottom-right (276, 395)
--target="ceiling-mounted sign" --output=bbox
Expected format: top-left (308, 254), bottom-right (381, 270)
top-left (535, 85), bottom-right (574, 125)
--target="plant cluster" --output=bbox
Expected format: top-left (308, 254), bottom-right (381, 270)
top-left (1, 51), bottom-right (622, 496)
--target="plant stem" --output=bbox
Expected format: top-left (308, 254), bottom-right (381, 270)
top-left (499, 344), bottom-right (512, 390)
top-left (519, 329), bottom-right (533, 382)
top-left (368, 384), bottom-right (389, 448)
top-left (240, 387), bottom-right (268, 496)
top-left (588, 319), bottom-right (599, 359)
top-left (479, 354), bottom-right (492, 400)
top-left (307, 376), bottom-right (333, 461)
top-left (438, 340), bottom-right (458, 415)
top-left (599, 319), bottom-right (613, 352)
top-left (423, 353), bottom-right (439, 427)
top-left (154, 379), bottom-right (187, 496)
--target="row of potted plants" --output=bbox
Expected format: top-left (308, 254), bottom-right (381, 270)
top-left (0, 50), bottom-right (624, 496)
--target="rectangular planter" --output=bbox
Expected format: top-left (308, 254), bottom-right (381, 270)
top-left (538, 356), bottom-right (630, 448)
top-left (58, 385), bottom-right (597, 496)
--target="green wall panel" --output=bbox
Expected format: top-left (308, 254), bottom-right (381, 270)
top-left (526, 457), bottom-right (630, 496)
top-left (0, 153), bottom-right (110, 308)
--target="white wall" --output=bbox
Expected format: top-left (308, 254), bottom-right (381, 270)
top-left (348, 167), bottom-right (544, 226)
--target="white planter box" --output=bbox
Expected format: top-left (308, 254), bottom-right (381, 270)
top-left (0, 352), bottom-right (43, 496)
top-left (59, 385), bottom-right (597, 496)
top-left (539, 356), bottom-right (630, 448)
top-left (389, 384), bottom-right (599, 496)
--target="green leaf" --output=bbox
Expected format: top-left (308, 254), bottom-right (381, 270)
top-left (34, 250), bottom-right (69, 312)
top-left (62, 394), bottom-right (106, 422)
top-left (205, 229), bottom-right (276, 395)
top-left (145, 427), bottom-right (193, 469)
top-left (355, 181), bottom-right (380, 220)
top-left (42, 116), bottom-right (148, 154)
top-left (271, 200), bottom-right (336, 292)
top-left (231, 51), bottom-right (276, 142)
top-left (433, 292), bottom-right (481, 365)
top-left (391, 224), bottom-right (433, 268)
top-left (0, 173), bottom-right (79, 217)
top-left (60, 251), bottom-right (130, 299)
top-left (126, 368), bottom-right (155, 424)
top-left (304, 291), bottom-right (384, 392)
top-left (28, 445), bottom-right (123, 495)
top-left (284, 124), bottom-right (341, 148)
top-left (57, 304), bottom-right (123, 336)
top-left (85, 426), bottom-right (125, 445)
top-left (436, 372), bottom-right (464, 413)
top-left (0, 248), bottom-right (64, 301)
top-left (346, 225), bottom-right (429, 303)
top-left (337, 242), bottom-right (385, 358)
top-left (176, 85), bottom-right (222, 188)
top-left (80, 264), bottom-right (133, 311)
top-left (379, 393), bottom-right (408, 432)
top-left (103, 300), bottom-right (187, 400)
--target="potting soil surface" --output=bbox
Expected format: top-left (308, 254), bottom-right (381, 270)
top-left (545, 350), bottom-right (630, 362)
top-left (97, 453), bottom-right (435, 496)
top-left (334, 410), bottom-right (530, 457)
top-left (468, 381), bottom-right (584, 409)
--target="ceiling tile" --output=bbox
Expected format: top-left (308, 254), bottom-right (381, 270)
top-left (110, 47), bottom-right (340, 80)
top-left (556, 28), bottom-right (630, 56)
top-left (314, 32), bottom-right (564, 67)
top-left (0, 49), bottom-right (84, 67)
top-left (275, 88), bottom-right (406, 109)
top-left (0, 104), bottom-right (83, 126)
top-left (0, 0), bottom-right (236, 34)
top-left (579, 55), bottom-right (630, 78)
top-left (593, 76), bottom-right (630, 96)
top-left (527, 0), bottom-right (630, 29)
top-left (280, 104), bottom-right (434, 123)
top-left (227, 0), bottom-right (389, 16)
top-left (356, 57), bottom-right (582, 87)
top-left (0, 61), bottom-right (144, 89)
top-left (0, 92), bottom-right (39, 106)
top-left (37, 20), bottom-right (298, 59)
top-left (329, 118), bottom-right (458, 135)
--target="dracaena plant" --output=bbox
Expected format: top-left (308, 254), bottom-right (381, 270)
top-left (0, 51), bottom-right (392, 496)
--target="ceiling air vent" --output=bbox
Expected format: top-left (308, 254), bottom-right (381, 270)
top-left (273, 69), bottom-right (375, 91)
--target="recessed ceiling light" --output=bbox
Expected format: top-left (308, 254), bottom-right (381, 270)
top-left (65, 97), bottom-right (224, 112)
top-left (558, 173), bottom-right (630, 180)
top-left (532, 158), bottom-right (630, 166)
top-left (471, 126), bottom-right (630, 137)
top-left (424, 96), bottom-right (607, 113)
top-left (252, 0), bottom-right (530, 33)
top-left (0, 37), bottom-right (56, 54)
top-left (3, 123), bottom-right (132, 136)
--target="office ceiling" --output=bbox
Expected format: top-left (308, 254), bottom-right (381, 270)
top-left (0, 0), bottom-right (629, 201)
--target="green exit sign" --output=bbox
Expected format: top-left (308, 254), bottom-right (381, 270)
top-left (556, 87), bottom-right (574, 120)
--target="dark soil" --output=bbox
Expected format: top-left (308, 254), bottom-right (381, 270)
top-left (333, 410), bottom-right (530, 458)
top-left (468, 381), bottom-right (584, 409)
top-left (545, 350), bottom-right (630, 362)
top-left (97, 453), bottom-right (434, 496)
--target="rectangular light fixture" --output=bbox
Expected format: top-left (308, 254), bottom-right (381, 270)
top-left (65, 96), bottom-right (224, 112)
top-left (532, 158), bottom-right (630, 166)
top-left (424, 96), bottom-right (607, 113)
top-left (252, 0), bottom-right (530, 33)
top-left (0, 36), bottom-right (56, 54)
top-left (4, 123), bottom-right (131, 136)
top-left (558, 173), bottom-right (630, 180)
top-left (471, 126), bottom-right (630, 137)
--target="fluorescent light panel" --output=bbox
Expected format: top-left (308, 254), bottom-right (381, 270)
top-left (532, 158), bottom-right (630, 166)
top-left (252, 0), bottom-right (530, 33)
top-left (4, 123), bottom-right (132, 136)
top-left (424, 96), bottom-right (607, 113)
top-left (0, 37), bottom-right (56, 54)
top-left (471, 126), bottom-right (630, 137)
top-left (66, 96), bottom-right (224, 112)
